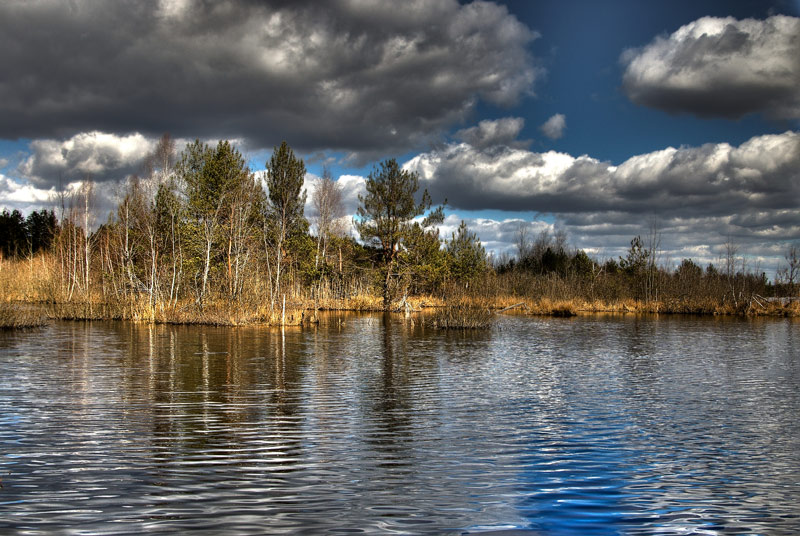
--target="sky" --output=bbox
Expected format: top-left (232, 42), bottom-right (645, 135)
top-left (0, 0), bottom-right (798, 276)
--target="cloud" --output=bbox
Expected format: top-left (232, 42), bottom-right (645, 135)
top-left (621, 15), bottom-right (800, 119)
top-left (539, 113), bottom-right (566, 140)
top-left (408, 129), bottom-right (800, 217)
top-left (17, 132), bottom-right (157, 188)
top-left (0, 175), bottom-right (57, 210)
top-left (302, 171), bottom-right (366, 235)
top-left (405, 121), bottom-right (800, 272)
top-left (0, 0), bottom-right (540, 160)
top-left (455, 117), bottom-right (528, 149)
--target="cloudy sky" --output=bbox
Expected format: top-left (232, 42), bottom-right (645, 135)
top-left (1, 0), bottom-right (798, 275)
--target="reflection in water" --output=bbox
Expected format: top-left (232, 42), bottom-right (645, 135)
top-left (0, 314), bottom-right (798, 534)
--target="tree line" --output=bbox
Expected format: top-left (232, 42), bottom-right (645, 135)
top-left (0, 135), bottom-right (488, 321)
top-left (1, 134), bottom-right (796, 320)
top-left (0, 208), bottom-right (57, 258)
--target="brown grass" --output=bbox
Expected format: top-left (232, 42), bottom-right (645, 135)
top-left (424, 304), bottom-right (494, 329)
top-left (0, 303), bottom-right (48, 329)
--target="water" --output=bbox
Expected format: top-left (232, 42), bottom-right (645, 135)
top-left (1, 313), bottom-right (798, 535)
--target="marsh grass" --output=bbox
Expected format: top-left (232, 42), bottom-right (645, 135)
top-left (0, 303), bottom-right (48, 329)
top-left (425, 304), bottom-right (494, 330)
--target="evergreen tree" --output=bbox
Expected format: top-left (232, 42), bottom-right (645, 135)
top-left (355, 158), bottom-right (441, 309)
top-left (0, 209), bottom-right (27, 258)
top-left (178, 139), bottom-right (252, 306)
top-left (265, 141), bottom-right (307, 313)
top-left (446, 220), bottom-right (487, 286)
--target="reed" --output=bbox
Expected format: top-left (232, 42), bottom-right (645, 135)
top-left (425, 304), bottom-right (494, 329)
top-left (0, 303), bottom-right (48, 329)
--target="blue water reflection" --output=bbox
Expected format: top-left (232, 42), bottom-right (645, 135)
top-left (0, 314), bottom-right (798, 534)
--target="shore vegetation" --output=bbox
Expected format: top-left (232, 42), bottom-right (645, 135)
top-left (1, 136), bottom-right (797, 326)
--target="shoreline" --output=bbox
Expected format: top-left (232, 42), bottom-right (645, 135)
top-left (2, 295), bottom-right (797, 329)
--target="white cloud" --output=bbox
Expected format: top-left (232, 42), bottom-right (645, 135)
top-left (622, 15), bottom-right (800, 118)
top-left (539, 113), bottom-right (566, 140)
top-left (17, 131), bottom-right (157, 188)
top-left (456, 117), bottom-right (528, 149)
top-left (404, 122), bottom-right (800, 274)
top-left (0, 175), bottom-right (56, 208)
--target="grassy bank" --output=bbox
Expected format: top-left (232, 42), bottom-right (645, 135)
top-left (0, 303), bottom-right (48, 330)
top-left (1, 254), bottom-right (797, 326)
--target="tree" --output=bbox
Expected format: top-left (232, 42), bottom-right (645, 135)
top-left (265, 141), bottom-right (307, 313)
top-left (620, 235), bottom-right (649, 275)
top-left (620, 235), bottom-right (650, 301)
top-left (311, 165), bottom-right (345, 269)
top-left (25, 210), bottom-right (57, 255)
top-left (179, 139), bottom-right (252, 307)
top-left (515, 222), bottom-right (531, 262)
top-left (0, 209), bottom-right (26, 258)
top-left (355, 158), bottom-right (438, 309)
top-left (446, 220), bottom-right (487, 286)
top-left (777, 243), bottom-right (799, 297)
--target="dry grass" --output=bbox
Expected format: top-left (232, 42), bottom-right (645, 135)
top-left (0, 303), bottom-right (48, 329)
top-left (3, 254), bottom-right (797, 325)
top-left (424, 304), bottom-right (495, 330)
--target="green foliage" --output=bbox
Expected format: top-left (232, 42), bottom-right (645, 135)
top-left (400, 222), bottom-right (448, 294)
top-left (0, 209), bottom-right (57, 258)
top-left (446, 220), bottom-right (487, 284)
top-left (177, 139), bottom-right (255, 303)
top-left (356, 158), bottom-right (432, 264)
top-left (570, 250), bottom-right (595, 276)
top-left (355, 158), bottom-right (441, 307)
top-left (677, 258), bottom-right (703, 280)
top-left (266, 141), bottom-right (307, 239)
top-left (620, 235), bottom-right (650, 275)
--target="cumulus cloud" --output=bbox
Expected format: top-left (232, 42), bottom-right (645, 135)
top-left (17, 132), bottom-right (157, 188)
top-left (455, 117), bottom-right (528, 149)
top-left (539, 113), bottom-right (566, 140)
top-left (408, 130), bottom-right (800, 217)
top-left (405, 121), bottom-right (800, 272)
top-left (0, 175), bottom-right (57, 210)
top-left (0, 0), bottom-right (540, 159)
top-left (621, 15), bottom-right (800, 119)
top-left (302, 171), bottom-right (366, 235)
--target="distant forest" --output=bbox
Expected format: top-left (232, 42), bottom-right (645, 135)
top-left (1, 135), bottom-right (797, 322)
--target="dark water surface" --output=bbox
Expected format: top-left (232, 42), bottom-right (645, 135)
top-left (1, 314), bottom-right (798, 535)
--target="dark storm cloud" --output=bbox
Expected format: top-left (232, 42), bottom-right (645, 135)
top-left (0, 0), bottom-right (539, 158)
top-left (621, 15), bottom-right (800, 119)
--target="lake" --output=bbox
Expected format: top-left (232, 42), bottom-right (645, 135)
top-left (1, 313), bottom-right (799, 535)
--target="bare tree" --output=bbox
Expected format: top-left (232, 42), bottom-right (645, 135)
top-left (515, 222), bottom-right (531, 261)
top-left (777, 243), bottom-right (799, 297)
top-left (645, 216), bottom-right (661, 303)
top-left (723, 236), bottom-right (741, 307)
top-left (312, 166), bottom-right (345, 269)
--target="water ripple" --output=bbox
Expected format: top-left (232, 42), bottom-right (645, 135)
top-left (0, 315), bottom-right (798, 534)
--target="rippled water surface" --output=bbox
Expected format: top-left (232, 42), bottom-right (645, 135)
top-left (1, 314), bottom-right (799, 535)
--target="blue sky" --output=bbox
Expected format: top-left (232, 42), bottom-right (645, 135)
top-left (0, 0), bottom-right (798, 275)
top-left (496, 0), bottom-right (798, 162)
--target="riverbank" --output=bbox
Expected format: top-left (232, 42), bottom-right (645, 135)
top-left (0, 303), bottom-right (48, 329)
top-left (2, 293), bottom-right (796, 330)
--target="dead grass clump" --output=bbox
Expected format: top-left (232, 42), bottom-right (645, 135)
top-left (528, 298), bottom-right (579, 317)
top-left (0, 303), bottom-right (48, 329)
top-left (425, 305), bottom-right (494, 330)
